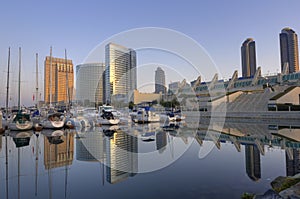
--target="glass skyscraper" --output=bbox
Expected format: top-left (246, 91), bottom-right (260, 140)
top-left (104, 43), bottom-right (137, 104)
top-left (155, 67), bottom-right (166, 94)
top-left (241, 38), bottom-right (257, 78)
top-left (76, 63), bottom-right (105, 105)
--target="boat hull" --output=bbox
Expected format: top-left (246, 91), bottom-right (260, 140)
top-left (9, 121), bottom-right (33, 131)
top-left (98, 118), bottom-right (120, 125)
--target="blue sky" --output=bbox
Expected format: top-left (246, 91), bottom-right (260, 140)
top-left (0, 0), bottom-right (300, 105)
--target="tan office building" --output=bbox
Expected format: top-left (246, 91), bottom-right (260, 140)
top-left (280, 27), bottom-right (299, 73)
top-left (44, 56), bottom-right (74, 104)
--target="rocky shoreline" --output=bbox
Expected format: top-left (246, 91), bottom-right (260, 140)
top-left (242, 174), bottom-right (300, 199)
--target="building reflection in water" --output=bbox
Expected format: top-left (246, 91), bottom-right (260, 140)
top-left (245, 144), bottom-right (261, 181)
top-left (286, 148), bottom-right (300, 176)
top-left (106, 130), bottom-right (138, 184)
top-left (44, 130), bottom-right (74, 170)
top-left (156, 131), bottom-right (167, 153)
top-left (0, 134), bottom-right (2, 153)
top-left (76, 131), bottom-right (105, 162)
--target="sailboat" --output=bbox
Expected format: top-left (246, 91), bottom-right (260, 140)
top-left (2, 48), bottom-right (11, 131)
top-left (9, 47), bottom-right (33, 131)
top-left (32, 53), bottom-right (43, 132)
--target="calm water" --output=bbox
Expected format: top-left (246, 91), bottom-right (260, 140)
top-left (0, 119), bottom-right (299, 199)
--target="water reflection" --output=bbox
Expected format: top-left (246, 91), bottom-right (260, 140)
top-left (0, 120), bottom-right (300, 198)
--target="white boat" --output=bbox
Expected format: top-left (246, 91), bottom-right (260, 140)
top-left (9, 113), bottom-right (33, 131)
top-left (99, 105), bottom-right (123, 117)
top-left (135, 108), bottom-right (160, 123)
top-left (41, 112), bottom-right (66, 129)
top-left (97, 110), bottom-right (120, 125)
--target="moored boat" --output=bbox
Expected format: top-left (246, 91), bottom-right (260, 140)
top-left (98, 110), bottom-right (120, 125)
top-left (9, 112), bottom-right (33, 131)
top-left (41, 112), bottom-right (66, 129)
top-left (134, 107), bottom-right (160, 123)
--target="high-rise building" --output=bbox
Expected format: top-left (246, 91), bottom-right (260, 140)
top-left (241, 38), bottom-right (257, 78)
top-left (280, 27), bottom-right (299, 74)
top-left (155, 67), bottom-right (166, 94)
top-left (245, 144), bottom-right (261, 181)
top-left (76, 63), bottom-right (105, 105)
top-left (44, 56), bottom-right (74, 104)
top-left (104, 43), bottom-right (137, 104)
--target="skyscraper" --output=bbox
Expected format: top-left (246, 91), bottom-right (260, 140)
top-left (76, 63), bottom-right (105, 105)
top-left (104, 43), bottom-right (137, 104)
top-left (241, 38), bottom-right (257, 78)
top-left (280, 27), bottom-right (299, 74)
top-left (44, 56), bottom-right (74, 104)
top-left (155, 67), bottom-right (166, 94)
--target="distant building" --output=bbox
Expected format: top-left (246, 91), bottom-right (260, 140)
top-left (44, 56), bottom-right (74, 105)
top-left (76, 63), bottom-right (105, 105)
top-left (133, 89), bottom-right (162, 105)
top-left (168, 81), bottom-right (180, 94)
top-left (155, 67), bottom-right (166, 94)
top-left (280, 27), bottom-right (299, 74)
top-left (241, 38), bottom-right (257, 78)
top-left (104, 43), bottom-right (137, 104)
top-left (245, 144), bottom-right (261, 181)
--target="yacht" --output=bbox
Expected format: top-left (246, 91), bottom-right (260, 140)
top-left (9, 112), bottom-right (33, 131)
top-left (98, 110), bottom-right (120, 125)
top-left (134, 107), bottom-right (160, 123)
top-left (40, 112), bottom-right (66, 129)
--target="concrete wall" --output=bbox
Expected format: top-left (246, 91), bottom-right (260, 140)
top-left (276, 87), bottom-right (300, 105)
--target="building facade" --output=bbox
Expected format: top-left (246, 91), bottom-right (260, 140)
top-left (44, 56), bottom-right (74, 105)
top-left (104, 43), bottom-right (137, 104)
top-left (155, 67), bottom-right (166, 94)
top-left (241, 38), bottom-right (257, 78)
top-left (76, 63), bottom-right (105, 105)
top-left (280, 27), bottom-right (299, 74)
top-left (168, 81), bottom-right (180, 94)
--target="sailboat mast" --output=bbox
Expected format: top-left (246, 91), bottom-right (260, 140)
top-left (65, 49), bottom-right (69, 111)
top-left (49, 47), bottom-right (53, 108)
top-left (35, 53), bottom-right (39, 108)
top-left (18, 47), bottom-right (21, 111)
top-left (6, 47), bottom-right (10, 125)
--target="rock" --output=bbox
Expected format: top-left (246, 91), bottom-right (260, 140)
top-left (271, 176), bottom-right (300, 193)
top-left (271, 176), bottom-right (290, 192)
top-left (254, 189), bottom-right (283, 199)
top-left (279, 182), bottom-right (300, 199)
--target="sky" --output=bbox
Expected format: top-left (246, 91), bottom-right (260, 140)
top-left (0, 0), bottom-right (300, 106)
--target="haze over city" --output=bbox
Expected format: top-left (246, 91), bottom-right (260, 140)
top-left (0, 0), bottom-right (300, 106)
